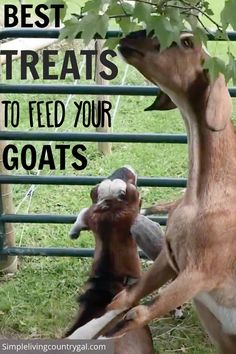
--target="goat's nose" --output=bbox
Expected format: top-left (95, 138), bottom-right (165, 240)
top-left (108, 166), bottom-right (137, 186)
top-left (118, 190), bottom-right (126, 200)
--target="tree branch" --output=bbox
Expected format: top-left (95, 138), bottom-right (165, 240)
top-left (127, 0), bottom-right (155, 5)
top-left (177, 0), bottom-right (222, 31)
top-left (119, 0), bottom-right (130, 15)
top-left (196, 17), bottom-right (212, 35)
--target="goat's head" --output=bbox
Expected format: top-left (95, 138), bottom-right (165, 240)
top-left (119, 30), bottom-right (232, 131)
top-left (119, 30), bottom-right (206, 94)
top-left (69, 166), bottom-right (140, 241)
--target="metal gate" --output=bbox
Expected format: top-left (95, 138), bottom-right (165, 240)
top-left (0, 29), bottom-right (235, 258)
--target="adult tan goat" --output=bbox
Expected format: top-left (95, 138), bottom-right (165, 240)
top-left (104, 31), bottom-right (236, 354)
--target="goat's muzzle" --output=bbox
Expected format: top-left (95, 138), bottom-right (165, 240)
top-left (119, 30), bottom-right (149, 59)
top-left (93, 196), bottom-right (126, 212)
top-left (118, 30), bottom-right (159, 61)
top-left (108, 166), bottom-right (137, 186)
top-left (119, 43), bottom-right (144, 59)
top-left (69, 166), bottom-right (139, 239)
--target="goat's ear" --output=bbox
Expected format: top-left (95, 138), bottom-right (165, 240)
top-left (90, 186), bottom-right (98, 203)
top-left (69, 208), bottom-right (90, 239)
top-left (145, 91), bottom-right (177, 111)
top-left (206, 74), bottom-right (232, 131)
top-left (131, 214), bottom-right (164, 261)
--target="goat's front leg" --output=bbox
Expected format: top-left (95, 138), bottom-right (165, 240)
top-left (142, 197), bottom-right (183, 216)
top-left (106, 270), bottom-right (208, 337)
top-left (107, 249), bottom-right (176, 311)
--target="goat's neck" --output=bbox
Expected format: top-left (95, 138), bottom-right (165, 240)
top-left (92, 234), bottom-right (141, 280)
top-left (179, 103), bottom-right (236, 203)
top-left (65, 228), bottom-right (141, 334)
top-left (165, 87), bottom-right (236, 204)
top-left (69, 235), bottom-right (141, 331)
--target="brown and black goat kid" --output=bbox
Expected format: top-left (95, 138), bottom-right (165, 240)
top-left (65, 166), bottom-right (155, 354)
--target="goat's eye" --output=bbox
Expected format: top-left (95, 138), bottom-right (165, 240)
top-left (182, 38), bottom-right (194, 49)
top-left (154, 43), bottom-right (160, 51)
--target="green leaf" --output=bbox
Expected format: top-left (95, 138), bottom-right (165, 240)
top-left (64, 14), bottom-right (109, 44)
top-left (83, 0), bottom-right (111, 14)
top-left (226, 53), bottom-right (236, 84)
top-left (83, 0), bottom-right (98, 12)
top-left (96, 14), bottom-right (109, 38)
top-left (221, 0), bottom-right (236, 30)
top-left (202, 1), bottom-right (214, 16)
top-left (60, 13), bottom-right (108, 44)
top-left (133, 3), bottom-right (152, 23)
top-left (153, 16), bottom-right (179, 50)
top-left (193, 26), bottom-right (208, 47)
top-left (78, 15), bottom-right (98, 44)
top-left (116, 17), bottom-right (135, 35)
top-left (59, 17), bottom-right (80, 41)
top-left (214, 29), bottom-right (229, 41)
top-left (104, 38), bottom-right (121, 50)
top-left (165, 8), bottom-right (181, 27)
top-left (205, 8), bottom-right (214, 16)
top-left (185, 14), bottom-right (198, 31)
top-left (106, 0), bottom-right (133, 17)
top-left (203, 57), bottom-right (227, 81)
top-left (78, 14), bottom-right (109, 44)
top-left (45, 0), bottom-right (67, 23)
top-left (120, 1), bottom-right (134, 14)
top-left (106, 2), bottom-right (123, 16)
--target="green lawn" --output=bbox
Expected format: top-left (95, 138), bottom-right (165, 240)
top-left (0, 1), bottom-right (235, 353)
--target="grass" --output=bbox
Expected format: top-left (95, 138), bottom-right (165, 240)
top-left (0, 1), bottom-right (236, 353)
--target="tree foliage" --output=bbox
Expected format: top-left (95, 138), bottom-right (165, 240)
top-left (51, 0), bottom-right (236, 82)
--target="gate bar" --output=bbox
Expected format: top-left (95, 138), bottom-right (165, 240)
top-left (0, 131), bottom-right (187, 144)
top-left (0, 85), bottom-right (158, 95)
top-left (0, 85), bottom-right (236, 96)
top-left (0, 29), bottom-right (236, 41)
top-left (0, 214), bottom-right (167, 226)
top-left (1, 247), bottom-right (96, 257)
top-left (0, 176), bottom-right (187, 187)
top-left (0, 246), bottom-right (148, 258)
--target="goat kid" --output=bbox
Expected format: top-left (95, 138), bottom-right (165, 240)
top-left (65, 166), bottom-right (155, 354)
top-left (104, 31), bottom-right (236, 354)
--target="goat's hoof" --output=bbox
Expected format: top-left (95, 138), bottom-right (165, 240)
top-left (106, 305), bottom-right (148, 337)
top-left (105, 308), bottom-right (146, 338)
top-left (107, 290), bottom-right (131, 311)
top-left (124, 305), bottom-right (148, 324)
top-left (173, 307), bottom-right (185, 320)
